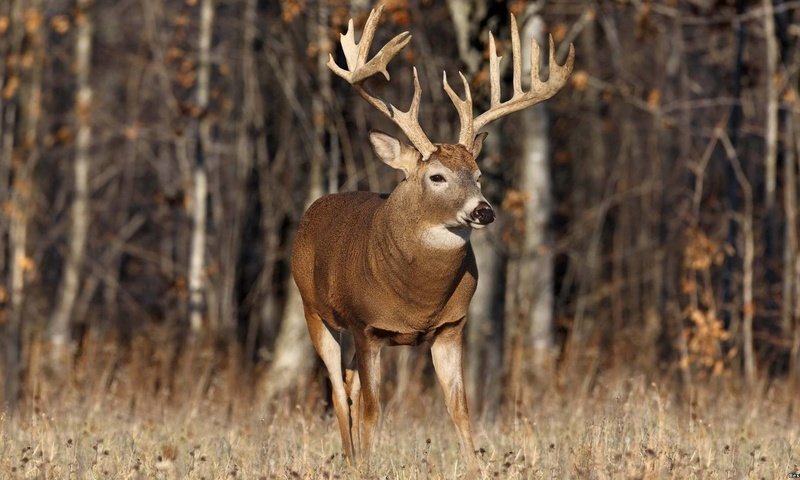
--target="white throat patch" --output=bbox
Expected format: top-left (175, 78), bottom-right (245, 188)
top-left (421, 225), bottom-right (471, 249)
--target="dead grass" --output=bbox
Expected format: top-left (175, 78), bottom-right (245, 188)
top-left (2, 365), bottom-right (799, 479)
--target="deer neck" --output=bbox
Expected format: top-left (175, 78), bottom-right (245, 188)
top-left (366, 185), bottom-right (470, 311)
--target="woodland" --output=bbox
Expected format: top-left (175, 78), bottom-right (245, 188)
top-left (0, 0), bottom-right (799, 477)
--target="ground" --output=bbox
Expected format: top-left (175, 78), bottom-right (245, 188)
top-left (1, 370), bottom-right (797, 479)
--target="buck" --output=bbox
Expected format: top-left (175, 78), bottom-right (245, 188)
top-left (292, 6), bottom-right (573, 473)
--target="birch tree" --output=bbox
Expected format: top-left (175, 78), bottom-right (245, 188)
top-left (763, 0), bottom-right (778, 210)
top-left (188, 0), bottom-right (214, 334)
top-left (50, 0), bottom-right (94, 357)
top-left (506, 11), bottom-right (555, 384)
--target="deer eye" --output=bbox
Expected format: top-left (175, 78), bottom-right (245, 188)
top-left (429, 174), bottom-right (446, 183)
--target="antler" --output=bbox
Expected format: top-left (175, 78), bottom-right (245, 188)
top-left (328, 6), bottom-right (437, 160)
top-left (443, 14), bottom-right (575, 147)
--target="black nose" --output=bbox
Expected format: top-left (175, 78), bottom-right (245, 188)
top-left (471, 201), bottom-right (495, 225)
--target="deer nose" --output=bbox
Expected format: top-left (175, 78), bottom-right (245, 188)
top-left (471, 201), bottom-right (495, 225)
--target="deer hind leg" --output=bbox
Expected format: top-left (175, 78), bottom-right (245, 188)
top-left (430, 319), bottom-right (480, 475)
top-left (305, 310), bottom-right (355, 463)
top-left (345, 351), bottom-right (362, 456)
top-left (354, 333), bottom-right (382, 466)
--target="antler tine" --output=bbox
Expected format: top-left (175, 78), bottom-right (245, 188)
top-left (549, 34), bottom-right (575, 87)
top-left (530, 33), bottom-right (541, 86)
top-left (488, 33), bottom-right (501, 108)
top-left (357, 7), bottom-right (382, 70)
top-left (327, 7), bottom-right (437, 159)
top-left (511, 14), bottom-right (522, 97)
top-left (469, 13), bottom-right (575, 141)
top-left (443, 70), bottom-right (474, 146)
top-left (385, 67), bottom-right (437, 158)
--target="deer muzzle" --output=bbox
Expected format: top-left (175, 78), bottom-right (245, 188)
top-left (470, 201), bottom-right (495, 225)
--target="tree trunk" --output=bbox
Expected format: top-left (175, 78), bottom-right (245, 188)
top-left (49, 0), bottom-right (93, 356)
top-left (571, 9), bottom-right (604, 351)
top-left (791, 112), bottom-right (800, 379)
top-left (763, 0), bottom-right (778, 209)
top-left (784, 112), bottom-right (797, 369)
top-left (4, 0), bottom-right (43, 407)
top-left (721, 134), bottom-right (756, 383)
top-left (517, 14), bottom-right (554, 378)
top-left (259, 2), bottom-right (327, 402)
top-left (444, 0), bottom-right (483, 74)
top-left (188, 0), bottom-right (214, 334)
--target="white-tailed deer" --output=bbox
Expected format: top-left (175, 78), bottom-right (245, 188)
top-left (292, 6), bottom-right (573, 473)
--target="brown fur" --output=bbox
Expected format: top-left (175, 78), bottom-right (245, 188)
top-left (292, 141), bottom-right (485, 473)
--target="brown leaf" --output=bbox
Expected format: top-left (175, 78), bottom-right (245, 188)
top-left (783, 87), bottom-right (797, 106)
top-left (124, 125), bottom-right (139, 141)
top-left (19, 255), bottom-right (34, 273)
top-left (571, 70), bottom-right (589, 92)
top-left (647, 88), bottom-right (661, 111)
top-left (50, 15), bottom-right (70, 34)
top-left (282, 0), bottom-right (304, 24)
top-left (24, 9), bottom-right (42, 33)
top-left (552, 23), bottom-right (568, 43)
top-left (2, 76), bottom-right (18, 99)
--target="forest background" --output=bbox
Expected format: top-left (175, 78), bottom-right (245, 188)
top-left (0, 0), bottom-right (799, 477)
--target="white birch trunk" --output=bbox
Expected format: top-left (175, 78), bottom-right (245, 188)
top-left (763, 0), bottom-right (778, 208)
top-left (188, 0), bottom-right (214, 333)
top-left (518, 15), bottom-right (554, 373)
top-left (50, 0), bottom-right (93, 349)
top-left (445, 0), bottom-right (482, 73)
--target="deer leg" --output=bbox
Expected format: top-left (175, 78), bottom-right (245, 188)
top-left (345, 352), bottom-right (362, 457)
top-left (305, 311), bottom-right (355, 463)
top-left (431, 319), bottom-right (480, 475)
top-left (354, 333), bottom-right (382, 466)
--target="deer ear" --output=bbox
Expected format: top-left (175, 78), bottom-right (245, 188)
top-left (471, 132), bottom-right (489, 159)
top-left (369, 131), bottom-right (419, 178)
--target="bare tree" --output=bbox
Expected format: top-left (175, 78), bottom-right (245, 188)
top-left (4, 0), bottom-right (44, 406)
top-left (506, 11), bottom-right (555, 385)
top-left (784, 112), bottom-right (797, 373)
top-left (763, 0), bottom-right (778, 209)
top-left (259, 2), bottom-right (327, 402)
top-left (720, 132), bottom-right (756, 383)
top-left (188, 0), bottom-right (214, 334)
top-left (50, 0), bottom-right (94, 358)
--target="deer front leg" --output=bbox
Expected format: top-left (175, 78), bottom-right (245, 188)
top-left (431, 319), bottom-right (480, 475)
top-left (354, 333), bottom-right (382, 467)
top-left (305, 311), bottom-right (355, 463)
top-left (345, 351), bottom-right (362, 456)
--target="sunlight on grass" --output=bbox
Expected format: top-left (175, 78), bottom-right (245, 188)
top-left (1, 373), bottom-right (798, 479)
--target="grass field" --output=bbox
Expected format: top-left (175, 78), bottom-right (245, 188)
top-left (2, 363), bottom-right (798, 479)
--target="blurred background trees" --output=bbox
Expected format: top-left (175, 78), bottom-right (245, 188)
top-left (0, 0), bottom-right (799, 413)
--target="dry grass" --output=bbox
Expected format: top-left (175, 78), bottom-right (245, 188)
top-left (2, 364), bottom-right (799, 479)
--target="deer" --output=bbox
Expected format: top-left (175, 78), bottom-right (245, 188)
top-left (291, 5), bottom-right (573, 474)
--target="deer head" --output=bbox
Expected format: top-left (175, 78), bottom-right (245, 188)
top-left (327, 6), bottom-right (574, 240)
